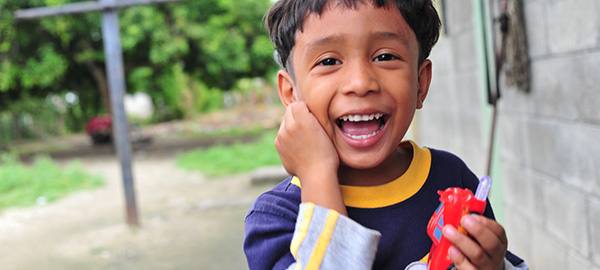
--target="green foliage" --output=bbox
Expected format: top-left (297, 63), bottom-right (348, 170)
top-left (0, 92), bottom-right (81, 144)
top-left (0, 153), bottom-right (104, 210)
top-left (176, 129), bottom-right (281, 177)
top-left (192, 82), bottom-right (225, 114)
top-left (119, 0), bottom-right (277, 117)
top-left (150, 63), bottom-right (226, 120)
top-left (20, 45), bottom-right (68, 89)
top-left (0, 112), bottom-right (14, 143)
top-left (0, 0), bottom-right (278, 138)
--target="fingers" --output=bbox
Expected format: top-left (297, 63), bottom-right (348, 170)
top-left (277, 102), bottom-right (306, 142)
top-left (275, 101), bottom-right (339, 178)
top-left (443, 226), bottom-right (479, 270)
top-left (447, 245), bottom-right (476, 270)
top-left (287, 101), bottom-right (301, 124)
top-left (275, 104), bottom-right (291, 150)
top-left (282, 102), bottom-right (331, 142)
top-left (275, 102), bottom-right (303, 175)
top-left (443, 215), bottom-right (507, 270)
top-left (281, 102), bottom-right (312, 131)
top-left (464, 215), bottom-right (507, 256)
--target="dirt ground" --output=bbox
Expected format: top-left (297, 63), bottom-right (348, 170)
top-left (0, 106), bottom-right (285, 270)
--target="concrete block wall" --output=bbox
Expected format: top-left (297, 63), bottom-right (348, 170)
top-left (416, 0), bottom-right (489, 175)
top-left (415, 0), bottom-right (600, 268)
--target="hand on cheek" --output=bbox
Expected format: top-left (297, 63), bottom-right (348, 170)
top-left (275, 101), bottom-right (338, 177)
top-left (442, 215), bottom-right (507, 270)
top-left (275, 101), bottom-right (346, 215)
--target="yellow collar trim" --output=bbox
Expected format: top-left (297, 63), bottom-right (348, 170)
top-left (290, 140), bottom-right (431, 208)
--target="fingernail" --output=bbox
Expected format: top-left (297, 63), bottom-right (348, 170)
top-left (462, 215), bottom-right (474, 228)
top-left (443, 225), bottom-right (457, 236)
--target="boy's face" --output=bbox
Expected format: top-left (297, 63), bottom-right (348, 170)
top-left (278, 2), bottom-right (432, 171)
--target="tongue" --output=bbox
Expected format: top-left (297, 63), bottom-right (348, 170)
top-left (341, 119), bottom-right (381, 136)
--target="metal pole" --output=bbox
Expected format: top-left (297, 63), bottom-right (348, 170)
top-left (14, 0), bottom-right (191, 228)
top-left (101, 0), bottom-right (139, 227)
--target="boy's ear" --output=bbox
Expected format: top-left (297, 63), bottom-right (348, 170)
top-left (416, 60), bottom-right (433, 109)
top-left (277, 69), bottom-right (296, 107)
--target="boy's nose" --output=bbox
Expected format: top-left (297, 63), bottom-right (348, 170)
top-left (340, 61), bottom-right (380, 96)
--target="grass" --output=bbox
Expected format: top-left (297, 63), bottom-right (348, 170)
top-left (176, 129), bottom-right (282, 177)
top-left (0, 154), bottom-right (104, 210)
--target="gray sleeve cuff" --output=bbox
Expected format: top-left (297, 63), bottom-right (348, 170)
top-left (290, 202), bottom-right (381, 270)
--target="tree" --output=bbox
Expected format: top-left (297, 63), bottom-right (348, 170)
top-left (0, 0), bottom-right (277, 140)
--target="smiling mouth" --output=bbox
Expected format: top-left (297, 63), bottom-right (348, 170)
top-left (337, 113), bottom-right (387, 140)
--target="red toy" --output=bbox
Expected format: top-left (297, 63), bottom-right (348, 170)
top-left (427, 176), bottom-right (492, 270)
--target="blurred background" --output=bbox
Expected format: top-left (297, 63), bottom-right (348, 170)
top-left (0, 0), bottom-right (599, 269)
top-left (1, 0), bottom-right (284, 269)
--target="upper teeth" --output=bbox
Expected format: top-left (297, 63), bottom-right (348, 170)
top-left (340, 113), bottom-right (383, 122)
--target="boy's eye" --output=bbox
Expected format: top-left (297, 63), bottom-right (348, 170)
top-left (317, 58), bottom-right (341, 66)
top-left (373, 54), bottom-right (398, 62)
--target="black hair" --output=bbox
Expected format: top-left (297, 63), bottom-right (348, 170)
top-left (265, 0), bottom-right (441, 71)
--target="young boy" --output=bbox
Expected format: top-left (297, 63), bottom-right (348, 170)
top-left (244, 0), bottom-right (529, 269)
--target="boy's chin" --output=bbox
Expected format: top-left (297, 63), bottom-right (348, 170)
top-left (339, 154), bottom-right (386, 171)
top-left (337, 145), bottom-right (405, 173)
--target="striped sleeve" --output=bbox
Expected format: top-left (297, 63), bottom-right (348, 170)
top-left (287, 202), bottom-right (381, 270)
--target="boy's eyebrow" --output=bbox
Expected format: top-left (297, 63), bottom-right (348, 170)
top-left (372, 31), bottom-right (410, 45)
top-left (305, 31), bottom-right (410, 53)
top-left (305, 35), bottom-right (347, 51)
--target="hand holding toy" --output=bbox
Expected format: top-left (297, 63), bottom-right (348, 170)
top-left (426, 176), bottom-right (492, 270)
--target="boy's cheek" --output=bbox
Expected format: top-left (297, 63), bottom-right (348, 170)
top-left (301, 102), bottom-right (335, 136)
top-left (295, 89), bottom-right (339, 141)
top-left (316, 116), bottom-right (338, 141)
